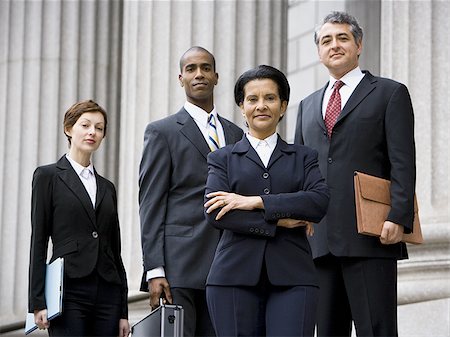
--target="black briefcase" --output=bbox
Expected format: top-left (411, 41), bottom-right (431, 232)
top-left (131, 303), bottom-right (184, 337)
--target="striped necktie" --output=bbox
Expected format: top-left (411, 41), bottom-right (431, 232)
top-left (208, 114), bottom-right (220, 151)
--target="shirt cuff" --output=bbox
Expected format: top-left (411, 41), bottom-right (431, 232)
top-left (146, 266), bottom-right (165, 281)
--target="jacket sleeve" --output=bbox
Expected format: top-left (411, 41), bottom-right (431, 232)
top-left (111, 183), bottom-right (128, 319)
top-left (261, 149), bottom-right (329, 224)
top-left (204, 150), bottom-right (277, 238)
top-left (28, 167), bottom-right (53, 313)
top-left (138, 124), bottom-right (171, 274)
top-left (384, 84), bottom-right (416, 232)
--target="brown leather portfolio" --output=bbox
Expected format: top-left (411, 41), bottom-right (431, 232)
top-left (354, 171), bottom-right (423, 244)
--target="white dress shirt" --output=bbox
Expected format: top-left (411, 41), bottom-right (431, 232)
top-left (184, 101), bottom-right (226, 148)
top-left (66, 154), bottom-right (96, 207)
top-left (246, 132), bottom-right (278, 168)
top-left (321, 67), bottom-right (365, 118)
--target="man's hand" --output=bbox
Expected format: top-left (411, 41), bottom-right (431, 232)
top-left (277, 218), bottom-right (314, 236)
top-left (118, 318), bottom-right (130, 337)
top-left (148, 277), bottom-right (172, 309)
top-left (34, 309), bottom-right (50, 330)
top-left (380, 220), bottom-right (404, 245)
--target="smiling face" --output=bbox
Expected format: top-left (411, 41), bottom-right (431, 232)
top-left (65, 112), bottom-right (105, 159)
top-left (178, 49), bottom-right (218, 112)
top-left (317, 22), bottom-right (362, 79)
top-left (240, 78), bottom-right (287, 140)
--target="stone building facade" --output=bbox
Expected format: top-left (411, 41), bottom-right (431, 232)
top-left (0, 0), bottom-right (448, 335)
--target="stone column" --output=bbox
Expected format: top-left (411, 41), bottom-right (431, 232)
top-left (118, 0), bottom-right (288, 293)
top-left (380, 0), bottom-right (450, 304)
top-left (0, 0), bottom-right (122, 326)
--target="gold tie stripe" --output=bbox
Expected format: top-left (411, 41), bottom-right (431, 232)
top-left (208, 114), bottom-right (220, 151)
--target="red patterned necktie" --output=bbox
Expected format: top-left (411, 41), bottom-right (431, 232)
top-left (324, 80), bottom-right (344, 138)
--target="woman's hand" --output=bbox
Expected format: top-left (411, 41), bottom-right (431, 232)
top-left (277, 218), bottom-right (314, 236)
top-left (118, 318), bottom-right (130, 337)
top-left (205, 191), bottom-right (263, 220)
top-left (34, 309), bottom-right (50, 330)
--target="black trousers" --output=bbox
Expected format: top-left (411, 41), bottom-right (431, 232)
top-left (314, 254), bottom-right (398, 337)
top-left (170, 288), bottom-right (215, 337)
top-left (206, 266), bottom-right (319, 337)
top-left (48, 272), bottom-right (122, 337)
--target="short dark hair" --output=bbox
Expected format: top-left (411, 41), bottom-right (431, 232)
top-left (234, 65), bottom-right (290, 106)
top-left (179, 46), bottom-right (216, 72)
top-left (63, 99), bottom-right (108, 146)
top-left (314, 11), bottom-right (363, 46)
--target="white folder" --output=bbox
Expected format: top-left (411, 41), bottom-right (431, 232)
top-left (25, 257), bottom-right (64, 334)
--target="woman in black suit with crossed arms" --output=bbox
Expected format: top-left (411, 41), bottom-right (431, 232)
top-left (204, 65), bottom-right (330, 336)
top-left (28, 100), bottom-right (130, 337)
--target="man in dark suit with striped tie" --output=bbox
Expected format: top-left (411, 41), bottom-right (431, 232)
top-left (138, 46), bottom-right (243, 337)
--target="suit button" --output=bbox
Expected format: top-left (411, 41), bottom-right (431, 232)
top-left (263, 188), bottom-right (270, 194)
top-left (250, 228), bottom-right (255, 233)
top-left (254, 228), bottom-right (260, 233)
top-left (92, 231), bottom-right (98, 239)
top-left (265, 230), bottom-right (270, 235)
top-left (262, 172), bottom-right (269, 179)
top-left (328, 157), bottom-right (333, 164)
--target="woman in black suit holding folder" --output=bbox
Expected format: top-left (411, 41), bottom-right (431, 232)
top-left (28, 100), bottom-right (130, 337)
top-left (204, 65), bottom-right (329, 336)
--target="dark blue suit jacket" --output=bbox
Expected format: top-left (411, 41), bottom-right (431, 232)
top-left (204, 135), bottom-right (329, 287)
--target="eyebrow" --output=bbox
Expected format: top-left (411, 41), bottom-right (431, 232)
top-left (79, 117), bottom-right (104, 125)
top-left (321, 32), bottom-right (351, 41)
top-left (185, 62), bottom-right (212, 68)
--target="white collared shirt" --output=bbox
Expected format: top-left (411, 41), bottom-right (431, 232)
top-left (246, 132), bottom-right (278, 167)
top-left (321, 67), bottom-right (365, 118)
top-left (66, 154), bottom-right (97, 207)
top-left (184, 101), bottom-right (226, 149)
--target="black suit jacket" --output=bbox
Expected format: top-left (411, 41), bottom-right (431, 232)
top-left (204, 135), bottom-right (329, 287)
top-left (139, 108), bottom-right (243, 291)
top-left (295, 71), bottom-right (416, 260)
top-left (28, 156), bottom-right (128, 318)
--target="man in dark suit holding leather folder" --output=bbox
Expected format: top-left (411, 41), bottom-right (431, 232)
top-left (294, 11), bottom-right (416, 337)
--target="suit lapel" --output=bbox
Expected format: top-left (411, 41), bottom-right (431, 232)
top-left (219, 116), bottom-right (241, 145)
top-left (233, 137), bottom-right (265, 169)
top-left (336, 71), bottom-right (377, 125)
top-left (313, 84), bottom-right (328, 133)
top-left (232, 135), bottom-right (294, 170)
top-left (56, 156), bottom-right (97, 228)
top-left (95, 170), bottom-right (106, 211)
top-left (177, 109), bottom-right (210, 159)
top-left (267, 136), bottom-right (295, 169)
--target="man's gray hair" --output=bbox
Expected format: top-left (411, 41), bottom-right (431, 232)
top-left (314, 11), bottom-right (363, 46)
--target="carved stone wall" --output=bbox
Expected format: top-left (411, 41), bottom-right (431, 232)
top-left (0, 0), bottom-right (287, 329)
top-left (287, 0), bottom-right (449, 335)
top-left (0, 0), bottom-right (122, 327)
